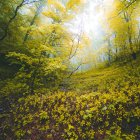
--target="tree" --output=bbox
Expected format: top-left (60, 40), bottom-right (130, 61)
top-left (2, 0), bottom-right (85, 94)
top-left (106, 0), bottom-right (140, 61)
top-left (0, 0), bottom-right (40, 41)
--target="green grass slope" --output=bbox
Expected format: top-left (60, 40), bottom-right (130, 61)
top-left (68, 60), bottom-right (140, 93)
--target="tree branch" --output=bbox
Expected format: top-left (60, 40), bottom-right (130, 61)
top-left (23, 0), bottom-right (44, 43)
top-left (0, 0), bottom-right (40, 41)
top-left (23, 0), bottom-right (40, 5)
top-left (108, 0), bottom-right (137, 20)
top-left (69, 38), bottom-right (80, 60)
top-left (0, 0), bottom-right (25, 41)
top-left (67, 62), bottom-right (86, 78)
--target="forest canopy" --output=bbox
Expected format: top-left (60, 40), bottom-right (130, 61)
top-left (0, 0), bottom-right (140, 139)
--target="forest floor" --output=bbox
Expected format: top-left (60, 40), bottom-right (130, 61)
top-left (2, 58), bottom-right (140, 139)
top-left (68, 59), bottom-right (138, 93)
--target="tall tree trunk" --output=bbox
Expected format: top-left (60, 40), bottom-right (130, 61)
top-left (23, 0), bottom-right (44, 43)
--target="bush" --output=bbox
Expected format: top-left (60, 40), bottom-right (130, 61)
top-left (2, 87), bottom-right (139, 140)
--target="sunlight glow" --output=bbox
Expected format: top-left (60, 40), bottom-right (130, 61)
top-left (69, 0), bottom-right (114, 70)
top-left (71, 0), bottom-right (114, 49)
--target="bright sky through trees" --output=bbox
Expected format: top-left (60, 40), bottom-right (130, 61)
top-left (69, 0), bottom-right (114, 69)
top-left (71, 0), bottom-right (114, 44)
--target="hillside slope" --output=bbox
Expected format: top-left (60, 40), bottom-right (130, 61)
top-left (68, 60), bottom-right (140, 93)
top-left (1, 60), bottom-right (140, 140)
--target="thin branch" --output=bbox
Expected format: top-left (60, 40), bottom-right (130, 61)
top-left (108, 0), bottom-right (137, 20)
top-left (23, 14), bottom-right (38, 42)
top-left (124, 0), bottom-right (137, 9)
top-left (69, 38), bottom-right (80, 60)
top-left (23, 0), bottom-right (40, 5)
top-left (67, 62), bottom-right (86, 78)
top-left (23, 0), bottom-right (44, 43)
top-left (69, 33), bottom-right (82, 60)
top-left (68, 38), bottom-right (76, 59)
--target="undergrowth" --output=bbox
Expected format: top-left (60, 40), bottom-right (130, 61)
top-left (1, 60), bottom-right (140, 140)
